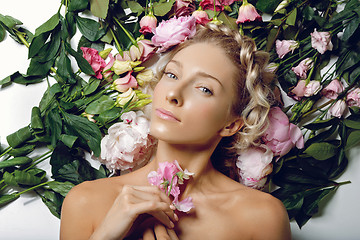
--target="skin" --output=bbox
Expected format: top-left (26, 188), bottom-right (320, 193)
top-left (60, 43), bottom-right (291, 240)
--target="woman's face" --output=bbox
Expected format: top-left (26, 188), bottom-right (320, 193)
top-left (150, 42), bottom-right (239, 146)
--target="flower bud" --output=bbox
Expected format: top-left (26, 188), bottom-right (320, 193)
top-left (132, 99), bottom-right (153, 109)
top-left (116, 88), bottom-right (138, 107)
top-left (329, 100), bottom-right (347, 118)
top-left (192, 9), bottom-right (210, 25)
top-left (129, 45), bottom-right (142, 61)
top-left (112, 60), bottom-right (133, 75)
top-left (111, 71), bottom-right (138, 92)
top-left (139, 14), bottom-right (157, 35)
top-left (99, 48), bottom-right (112, 59)
top-left (136, 69), bottom-right (154, 86)
top-left (274, 0), bottom-right (289, 13)
top-left (236, 0), bottom-right (262, 24)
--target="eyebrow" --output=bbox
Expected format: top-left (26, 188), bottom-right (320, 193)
top-left (168, 60), bottom-right (224, 87)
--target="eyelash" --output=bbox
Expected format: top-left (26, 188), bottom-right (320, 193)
top-left (165, 72), bottom-right (178, 80)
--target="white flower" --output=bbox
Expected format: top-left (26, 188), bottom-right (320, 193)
top-left (99, 111), bottom-right (157, 172)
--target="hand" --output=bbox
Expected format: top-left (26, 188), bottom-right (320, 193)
top-left (142, 223), bottom-right (179, 240)
top-left (90, 185), bottom-right (178, 240)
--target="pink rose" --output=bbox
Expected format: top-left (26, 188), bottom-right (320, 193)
top-left (321, 79), bottom-right (344, 99)
top-left (139, 14), bottom-right (157, 35)
top-left (200, 0), bottom-right (223, 11)
top-left (275, 39), bottom-right (299, 59)
top-left (192, 10), bottom-right (211, 25)
top-left (292, 58), bottom-right (313, 79)
top-left (236, 0), bottom-right (262, 24)
top-left (311, 29), bottom-right (333, 54)
top-left (100, 111), bottom-right (156, 172)
top-left (152, 16), bottom-right (197, 52)
top-left (329, 100), bottom-right (347, 118)
top-left (148, 160), bottom-right (194, 212)
top-left (262, 107), bottom-right (304, 157)
top-left (138, 39), bottom-right (156, 62)
top-left (111, 71), bottom-right (138, 92)
top-left (81, 47), bottom-right (107, 79)
top-left (236, 144), bottom-right (273, 189)
top-left (346, 88), bottom-right (360, 107)
top-left (304, 80), bottom-right (321, 97)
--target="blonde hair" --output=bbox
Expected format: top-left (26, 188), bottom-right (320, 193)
top-left (153, 23), bottom-right (274, 178)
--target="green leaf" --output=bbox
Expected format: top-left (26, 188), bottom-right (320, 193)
top-left (47, 181), bottom-right (75, 197)
top-left (90, 0), bottom-right (109, 19)
top-left (64, 42), bottom-right (95, 75)
top-left (34, 13), bottom-right (60, 37)
top-left (0, 14), bottom-right (22, 29)
top-left (83, 77), bottom-right (101, 95)
top-left (153, 0), bottom-right (175, 17)
top-left (0, 193), bottom-right (20, 206)
top-left (65, 12), bottom-right (77, 39)
top-left (97, 107), bottom-right (122, 125)
top-left (304, 142), bottom-right (337, 160)
top-left (75, 15), bottom-right (106, 41)
top-left (31, 107), bottom-right (44, 133)
top-left (286, 9), bottom-right (297, 26)
top-left (63, 112), bottom-right (102, 156)
top-left (8, 144), bottom-right (35, 157)
top-left (14, 170), bottom-right (42, 186)
top-left (28, 32), bottom-right (50, 58)
top-left (59, 134), bottom-right (78, 148)
top-left (48, 108), bottom-right (63, 147)
top-left (127, 1), bottom-right (144, 16)
top-left (343, 16), bottom-right (360, 42)
top-left (0, 24), bottom-right (6, 42)
top-left (218, 12), bottom-right (238, 31)
top-left (303, 117), bottom-right (340, 130)
top-left (344, 119), bottom-right (360, 129)
top-left (6, 126), bottom-right (33, 148)
top-left (0, 157), bottom-right (32, 169)
top-left (303, 188), bottom-right (335, 216)
top-left (39, 190), bottom-right (63, 218)
top-left (68, 0), bottom-right (89, 12)
top-left (85, 95), bottom-right (114, 114)
top-left (0, 75), bottom-right (11, 86)
top-left (3, 172), bottom-right (19, 187)
top-left (57, 47), bottom-right (76, 84)
top-left (266, 28), bottom-right (278, 52)
top-left (256, 0), bottom-right (282, 14)
top-left (8, 71), bottom-right (44, 85)
top-left (33, 27), bottom-right (61, 63)
top-left (27, 58), bottom-right (54, 77)
top-left (345, 130), bottom-right (360, 150)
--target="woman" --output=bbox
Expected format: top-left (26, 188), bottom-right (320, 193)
top-left (60, 23), bottom-right (291, 240)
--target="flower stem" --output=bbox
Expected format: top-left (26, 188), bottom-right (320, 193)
top-left (302, 99), bottom-right (335, 118)
top-left (15, 181), bottom-right (52, 197)
top-left (0, 147), bottom-right (12, 158)
top-left (24, 150), bottom-right (52, 171)
top-left (113, 17), bottom-right (138, 47)
top-left (109, 27), bottom-right (123, 56)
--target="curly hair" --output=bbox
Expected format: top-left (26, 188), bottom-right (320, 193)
top-left (153, 23), bottom-right (275, 179)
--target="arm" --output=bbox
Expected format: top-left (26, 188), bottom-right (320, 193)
top-left (60, 182), bottom-right (178, 240)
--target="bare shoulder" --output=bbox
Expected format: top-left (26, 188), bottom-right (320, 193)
top-left (229, 187), bottom-right (291, 240)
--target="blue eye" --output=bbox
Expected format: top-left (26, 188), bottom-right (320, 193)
top-left (199, 86), bottom-right (213, 95)
top-left (165, 72), bottom-right (178, 80)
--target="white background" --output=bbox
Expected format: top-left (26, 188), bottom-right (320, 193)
top-left (1, 1), bottom-right (360, 239)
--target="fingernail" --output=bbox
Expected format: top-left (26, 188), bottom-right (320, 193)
top-left (170, 204), bottom-right (176, 210)
top-left (174, 213), bottom-right (179, 221)
top-left (170, 221), bottom-right (175, 228)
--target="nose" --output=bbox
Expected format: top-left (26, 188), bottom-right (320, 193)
top-left (166, 86), bottom-right (183, 106)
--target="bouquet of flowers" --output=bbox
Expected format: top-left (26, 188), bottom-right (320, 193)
top-left (1, 0), bottom-right (360, 229)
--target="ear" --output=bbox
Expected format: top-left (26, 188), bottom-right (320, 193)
top-left (220, 117), bottom-right (244, 137)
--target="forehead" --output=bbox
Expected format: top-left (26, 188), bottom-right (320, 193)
top-left (170, 43), bottom-right (237, 86)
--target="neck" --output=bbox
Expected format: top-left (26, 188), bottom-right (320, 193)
top-left (148, 138), bottom-right (221, 196)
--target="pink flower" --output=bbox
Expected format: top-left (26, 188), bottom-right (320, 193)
top-left (138, 39), bottom-right (156, 62)
top-left (275, 39), bottom-right (299, 59)
top-left (81, 47), bottom-right (107, 79)
top-left (176, 0), bottom-right (193, 9)
top-left (148, 160), bottom-right (194, 212)
top-left (100, 111), bottom-right (156, 172)
top-left (290, 80), bottom-right (306, 100)
top-left (139, 14), bottom-right (157, 35)
top-left (200, 0), bottom-right (223, 11)
top-left (304, 80), bottom-right (321, 97)
top-left (192, 10), bottom-right (211, 25)
top-left (266, 62), bottom-right (279, 73)
top-left (236, 144), bottom-right (273, 189)
top-left (102, 53), bottom-right (115, 80)
top-left (292, 58), bottom-right (313, 79)
top-left (152, 16), bottom-right (197, 52)
top-left (346, 88), bottom-right (360, 107)
top-left (236, 0), bottom-right (262, 24)
top-left (329, 100), bottom-right (347, 118)
top-left (111, 71), bottom-right (138, 92)
top-left (262, 107), bottom-right (304, 157)
top-left (311, 29), bottom-right (333, 54)
top-left (321, 79), bottom-right (344, 99)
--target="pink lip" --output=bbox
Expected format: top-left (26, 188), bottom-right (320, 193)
top-left (155, 108), bottom-right (180, 122)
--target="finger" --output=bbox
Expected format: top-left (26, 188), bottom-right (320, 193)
top-left (154, 224), bottom-right (171, 240)
top-left (167, 228), bottom-right (180, 240)
top-left (143, 228), bottom-right (156, 240)
top-left (131, 185), bottom-right (172, 205)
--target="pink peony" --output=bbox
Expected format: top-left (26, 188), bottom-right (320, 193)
top-left (152, 16), bottom-right (197, 52)
top-left (321, 79), bottom-right (344, 99)
top-left (292, 58), bottom-right (313, 79)
top-left (346, 88), bottom-right (360, 107)
top-left (329, 100), bottom-right (347, 118)
top-left (148, 160), bottom-right (194, 212)
top-left (236, 0), bottom-right (262, 24)
top-left (304, 80), bottom-right (321, 97)
top-left (311, 29), bottom-right (333, 54)
top-left (192, 10), bottom-right (211, 25)
top-left (275, 39), bottom-right (299, 59)
top-left (81, 47), bottom-right (107, 79)
top-left (262, 107), bottom-right (304, 157)
top-left (100, 111), bottom-right (156, 172)
top-left (111, 71), bottom-right (138, 92)
top-left (139, 14), bottom-right (157, 35)
top-left (236, 144), bottom-right (273, 189)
